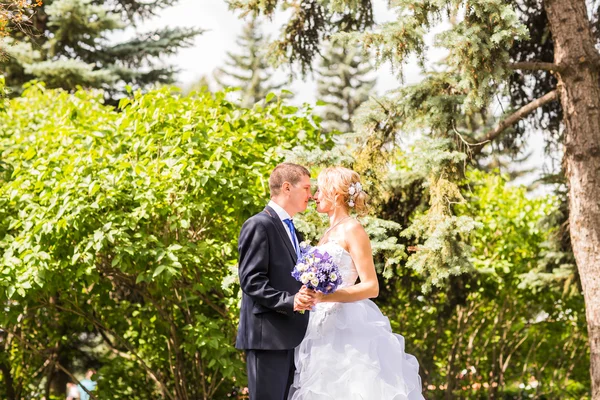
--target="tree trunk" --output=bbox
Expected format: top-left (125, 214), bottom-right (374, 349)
top-left (544, 0), bottom-right (600, 397)
top-left (0, 358), bottom-right (16, 400)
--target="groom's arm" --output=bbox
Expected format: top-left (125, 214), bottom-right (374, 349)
top-left (238, 219), bottom-right (295, 315)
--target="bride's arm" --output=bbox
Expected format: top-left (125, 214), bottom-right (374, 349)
top-left (314, 221), bottom-right (379, 303)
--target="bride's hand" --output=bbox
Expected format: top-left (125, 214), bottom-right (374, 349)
top-left (300, 286), bottom-right (325, 304)
top-left (312, 291), bottom-right (325, 303)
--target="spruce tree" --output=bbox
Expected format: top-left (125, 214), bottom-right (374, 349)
top-left (316, 43), bottom-right (375, 133)
top-left (214, 17), bottom-right (288, 108)
top-left (1, 0), bottom-right (202, 100)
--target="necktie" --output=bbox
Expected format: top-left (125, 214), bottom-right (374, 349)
top-left (283, 218), bottom-right (300, 259)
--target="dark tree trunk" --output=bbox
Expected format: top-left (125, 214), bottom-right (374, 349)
top-left (544, 0), bottom-right (600, 397)
top-left (0, 358), bottom-right (16, 400)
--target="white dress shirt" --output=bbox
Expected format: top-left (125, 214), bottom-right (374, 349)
top-left (268, 200), bottom-right (297, 247)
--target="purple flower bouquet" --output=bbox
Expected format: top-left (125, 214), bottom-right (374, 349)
top-left (291, 242), bottom-right (343, 295)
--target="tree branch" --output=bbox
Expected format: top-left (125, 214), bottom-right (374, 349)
top-left (509, 62), bottom-right (564, 73)
top-left (470, 90), bottom-right (559, 155)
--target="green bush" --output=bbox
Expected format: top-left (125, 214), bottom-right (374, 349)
top-left (0, 83), bottom-right (323, 399)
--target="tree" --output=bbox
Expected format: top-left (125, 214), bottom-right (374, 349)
top-left (0, 0), bottom-right (201, 100)
top-left (381, 169), bottom-right (588, 398)
top-left (0, 0), bottom-right (43, 58)
top-left (316, 43), bottom-right (376, 133)
top-left (214, 17), bottom-right (289, 108)
top-left (232, 0), bottom-right (600, 395)
top-left (185, 75), bottom-right (212, 94)
top-left (0, 84), bottom-right (325, 399)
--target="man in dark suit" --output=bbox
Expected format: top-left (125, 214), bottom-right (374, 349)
top-left (236, 162), bottom-right (316, 400)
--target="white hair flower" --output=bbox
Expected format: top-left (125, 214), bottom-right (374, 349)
top-left (347, 182), bottom-right (363, 208)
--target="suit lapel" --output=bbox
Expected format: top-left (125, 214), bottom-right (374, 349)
top-left (264, 206), bottom-right (298, 263)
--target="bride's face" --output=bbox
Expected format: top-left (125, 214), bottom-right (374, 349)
top-left (314, 187), bottom-right (334, 214)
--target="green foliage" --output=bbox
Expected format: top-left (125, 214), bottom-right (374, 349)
top-left (0, 84), bottom-right (324, 399)
top-left (231, 0), bottom-right (374, 73)
top-left (1, 0), bottom-right (202, 100)
top-left (380, 170), bottom-right (589, 399)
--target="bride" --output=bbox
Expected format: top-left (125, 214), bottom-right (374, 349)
top-left (288, 167), bottom-right (425, 400)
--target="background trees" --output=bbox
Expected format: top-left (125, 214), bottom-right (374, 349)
top-left (1, 0), bottom-right (598, 398)
top-left (214, 17), bottom-right (289, 107)
top-left (0, 0), bottom-right (202, 101)
top-left (316, 43), bottom-right (375, 133)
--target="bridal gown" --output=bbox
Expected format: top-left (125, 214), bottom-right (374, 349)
top-left (288, 241), bottom-right (425, 400)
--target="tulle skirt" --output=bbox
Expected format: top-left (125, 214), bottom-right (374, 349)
top-left (288, 299), bottom-right (425, 400)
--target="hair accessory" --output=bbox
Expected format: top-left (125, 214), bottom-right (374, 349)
top-left (347, 182), bottom-right (362, 207)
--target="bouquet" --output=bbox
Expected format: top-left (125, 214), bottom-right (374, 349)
top-left (292, 242), bottom-right (343, 296)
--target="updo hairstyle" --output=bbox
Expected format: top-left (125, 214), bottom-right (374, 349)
top-left (317, 167), bottom-right (369, 217)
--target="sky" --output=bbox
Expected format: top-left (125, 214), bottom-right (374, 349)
top-left (136, 0), bottom-right (431, 104)
top-left (134, 0), bottom-right (554, 190)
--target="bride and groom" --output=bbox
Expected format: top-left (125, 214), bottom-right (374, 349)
top-left (236, 163), bottom-right (424, 400)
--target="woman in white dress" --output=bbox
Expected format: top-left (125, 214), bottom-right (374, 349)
top-left (288, 167), bottom-right (425, 400)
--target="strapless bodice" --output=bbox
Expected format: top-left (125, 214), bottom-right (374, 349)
top-left (315, 241), bottom-right (358, 289)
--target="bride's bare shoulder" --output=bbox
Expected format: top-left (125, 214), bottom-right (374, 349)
top-left (342, 218), bottom-right (367, 237)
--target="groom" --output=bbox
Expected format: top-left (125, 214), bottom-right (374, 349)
top-left (236, 162), bottom-right (316, 400)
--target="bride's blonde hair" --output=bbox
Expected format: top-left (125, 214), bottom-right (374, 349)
top-left (317, 167), bottom-right (369, 217)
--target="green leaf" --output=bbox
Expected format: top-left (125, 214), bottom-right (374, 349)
top-left (153, 265), bottom-right (167, 278)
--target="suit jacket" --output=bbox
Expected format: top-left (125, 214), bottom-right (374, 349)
top-left (235, 205), bottom-right (309, 350)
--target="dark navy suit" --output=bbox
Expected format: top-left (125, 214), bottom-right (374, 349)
top-left (236, 205), bottom-right (309, 400)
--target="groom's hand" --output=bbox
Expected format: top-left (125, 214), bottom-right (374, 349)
top-left (293, 291), bottom-right (314, 311)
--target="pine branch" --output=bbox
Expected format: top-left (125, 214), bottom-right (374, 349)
top-left (471, 90), bottom-right (559, 154)
top-left (103, 27), bottom-right (203, 66)
top-left (509, 62), bottom-right (564, 73)
top-left (108, 0), bottom-right (179, 20)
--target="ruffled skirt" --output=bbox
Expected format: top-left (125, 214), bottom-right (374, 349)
top-left (288, 300), bottom-right (424, 400)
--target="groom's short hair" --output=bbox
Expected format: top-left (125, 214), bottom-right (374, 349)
top-left (269, 163), bottom-right (310, 197)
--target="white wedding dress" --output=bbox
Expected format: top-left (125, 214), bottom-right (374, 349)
top-left (288, 241), bottom-right (425, 400)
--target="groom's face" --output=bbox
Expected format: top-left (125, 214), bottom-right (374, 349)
top-left (288, 175), bottom-right (312, 214)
